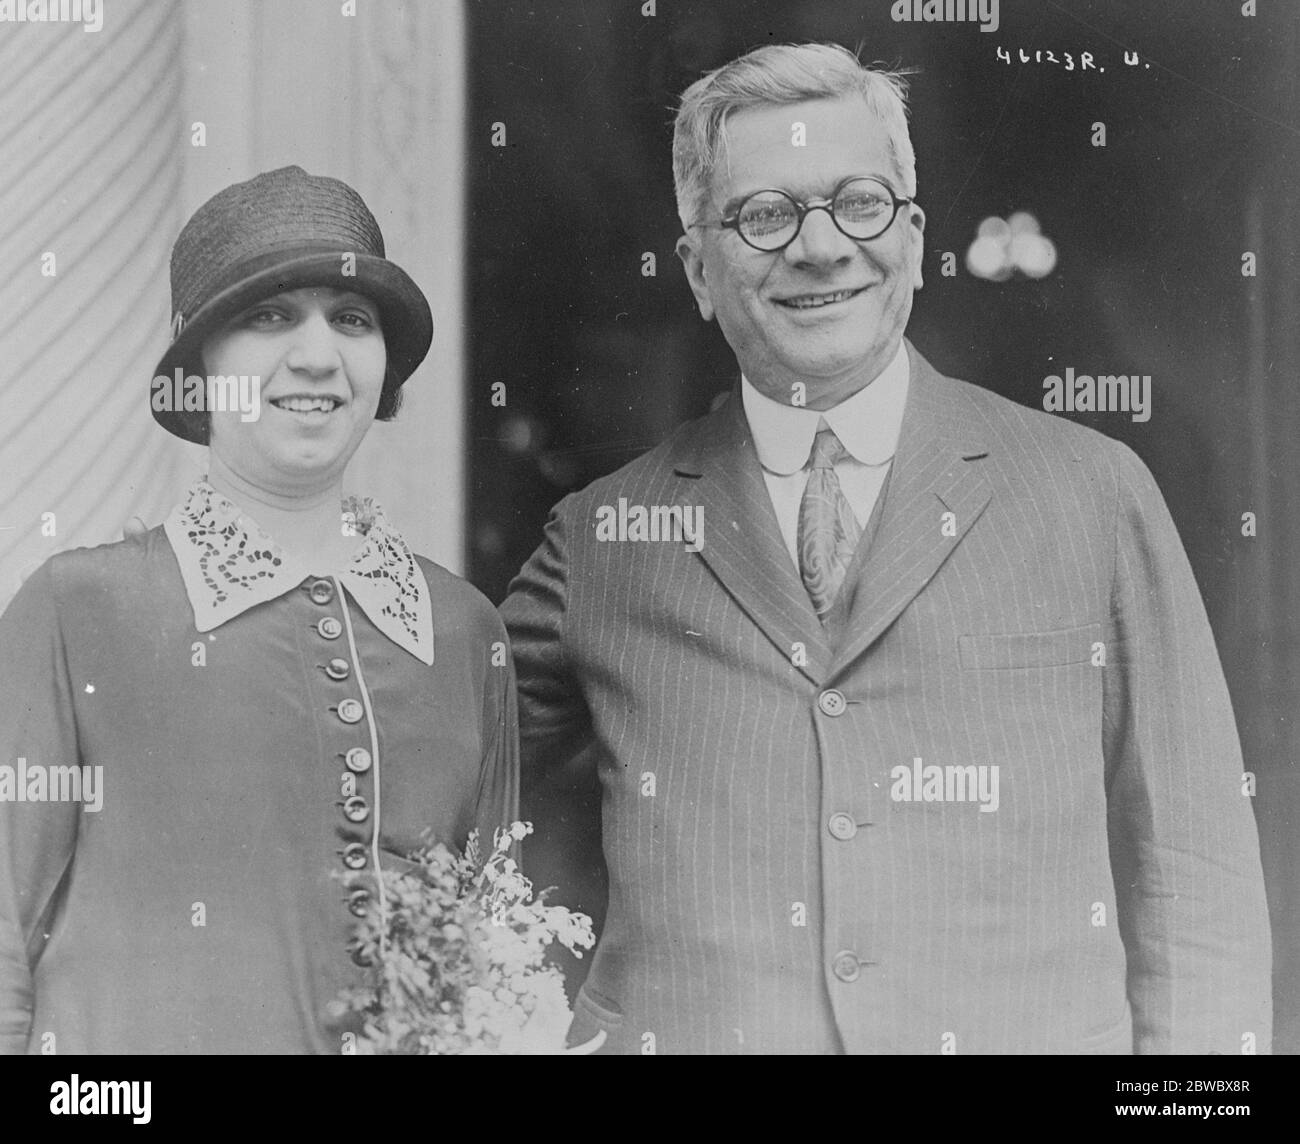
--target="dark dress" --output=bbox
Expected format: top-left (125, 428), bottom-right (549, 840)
top-left (0, 482), bottom-right (518, 1053)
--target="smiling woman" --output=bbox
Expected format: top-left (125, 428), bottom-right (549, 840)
top-left (0, 167), bottom-right (520, 1055)
top-left (201, 287), bottom-right (391, 555)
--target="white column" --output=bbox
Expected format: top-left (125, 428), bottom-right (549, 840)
top-left (0, 0), bottom-right (192, 607)
top-left (183, 0), bottom-right (467, 571)
top-left (0, 0), bottom-right (468, 610)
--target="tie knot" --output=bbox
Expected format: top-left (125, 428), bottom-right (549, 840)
top-left (808, 427), bottom-right (848, 470)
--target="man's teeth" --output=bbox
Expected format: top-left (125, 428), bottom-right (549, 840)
top-left (782, 289), bottom-right (861, 309)
top-left (272, 397), bottom-right (340, 412)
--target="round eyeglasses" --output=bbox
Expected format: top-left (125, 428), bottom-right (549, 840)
top-left (702, 176), bottom-right (913, 253)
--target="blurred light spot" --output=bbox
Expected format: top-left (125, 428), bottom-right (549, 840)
top-left (538, 452), bottom-right (579, 488)
top-left (966, 235), bottom-right (1011, 280)
top-left (500, 414), bottom-right (536, 455)
top-left (474, 523), bottom-right (504, 557)
top-left (1012, 234), bottom-right (1057, 279)
top-left (1007, 211), bottom-right (1040, 236)
top-left (966, 211), bottom-right (1057, 280)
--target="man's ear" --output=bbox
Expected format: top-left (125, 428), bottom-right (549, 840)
top-left (675, 233), bottom-right (715, 322)
top-left (908, 202), bottom-right (926, 290)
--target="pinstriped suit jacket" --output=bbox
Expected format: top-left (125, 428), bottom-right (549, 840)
top-left (500, 340), bottom-right (1272, 1055)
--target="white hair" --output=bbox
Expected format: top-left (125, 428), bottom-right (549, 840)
top-left (671, 43), bottom-right (917, 231)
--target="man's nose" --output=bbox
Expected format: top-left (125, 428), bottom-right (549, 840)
top-left (783, 206), bottom-right (857, 267)
top-left (284, 313), bottom-right (342, 375)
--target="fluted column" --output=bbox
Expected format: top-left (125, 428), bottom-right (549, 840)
top-left (184, 0), bottom-right (467, 571)
top-left (0, 1), bottom-right (193, 607)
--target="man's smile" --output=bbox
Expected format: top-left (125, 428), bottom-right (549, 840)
top-left (773, 286), bottom-right (869, 310)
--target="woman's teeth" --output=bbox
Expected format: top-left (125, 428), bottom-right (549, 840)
top-left (272, 397), bottom-right (340, 413)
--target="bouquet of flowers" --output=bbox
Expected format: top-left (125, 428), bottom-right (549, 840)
top-left (329, 821), bottom-right (598, 1054)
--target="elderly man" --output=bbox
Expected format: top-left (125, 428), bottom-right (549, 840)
top-left (501, 42), bottom-right (1271, 1054)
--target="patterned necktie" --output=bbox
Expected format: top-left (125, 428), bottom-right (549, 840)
top-left (797, 426), bottom-right (862, 621)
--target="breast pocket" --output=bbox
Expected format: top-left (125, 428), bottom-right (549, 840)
top-left (959, 622), bottom-right (1102, 671)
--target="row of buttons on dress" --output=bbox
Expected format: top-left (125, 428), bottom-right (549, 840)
top-left (306, 578), bottom-right (377, 960)
top-left (817, 687), bottom-right (870, 983)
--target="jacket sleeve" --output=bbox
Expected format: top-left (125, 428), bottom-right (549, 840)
top-left (498, 499), bottom-right (595, 774)
top-left (1101, 443), bottom-right (1272, 1054)
top-left (474, 614), bottom-right (521, 855)
top-left (0, 560), bottom-right (82, 1055)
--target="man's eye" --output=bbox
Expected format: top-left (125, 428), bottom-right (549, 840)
top-left (741, 203), bottom-right (796, 233)
top-left (837, 194), bottom-right (888, 217)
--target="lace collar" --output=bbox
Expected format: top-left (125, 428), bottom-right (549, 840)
top-left (163, 480), bottom-right (434, 665)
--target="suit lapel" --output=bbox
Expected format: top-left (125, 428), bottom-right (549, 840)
top-left (830, 342), bottom-right (993, 679)
top-left (672, 392), bottom-right (832, 684)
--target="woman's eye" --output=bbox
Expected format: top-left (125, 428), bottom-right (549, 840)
top-left (335, 311), bottom-right (376, 330)
top-left (243, 308), bottom-right (286, 326)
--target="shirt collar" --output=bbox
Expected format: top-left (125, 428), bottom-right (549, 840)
top-left (740, 340), bottom-right (910, 475)
top-left (163, 479), bottom-right (434, 665)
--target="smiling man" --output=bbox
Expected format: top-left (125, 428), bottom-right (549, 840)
top-left (501, 43), bottom-right (1271, 1054)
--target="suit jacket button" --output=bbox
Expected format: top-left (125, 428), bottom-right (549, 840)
top-left (347, 889), bottom-right (371, 918)
top-left (337, 698), bottom-right (365, 724)
top-left (818, 689), bottom-right (847, 717)
top-left (345, 747), bottom-right (373, 773)
top-left (325, 657), bottom-right (351, 681)
top-left (342, 796), bottom-right (370, 824)
top-left (832, 951), bottom-right (861, 983)
top-left (317, 617), bottom-right (343, 640)
top-left (829, 813), bottom-right (857, 840)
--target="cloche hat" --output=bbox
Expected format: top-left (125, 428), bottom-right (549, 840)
top-left (152, 165), bottom-right (433, 443)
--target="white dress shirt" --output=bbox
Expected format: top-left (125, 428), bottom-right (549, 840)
top-left (740, 341), bottom-right (910, 570)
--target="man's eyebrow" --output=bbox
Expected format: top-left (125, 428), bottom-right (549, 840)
top-left (720, 190), bottom-right (766, 216)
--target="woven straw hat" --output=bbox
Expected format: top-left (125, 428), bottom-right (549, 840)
top-left (152, 165), bottom-right (433, 443)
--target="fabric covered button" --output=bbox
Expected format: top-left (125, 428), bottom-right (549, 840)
top-left (340, 843), bottom-right (368, 870)
top-left (337, 699), bottom-right (364, 724)
top-left (344, 747), bottom-right (372, 774)
top-left (342, 796), bottom-right (370, 824)
top-left (308, 579), bottom-right (334, 605)
top-left (325, 658), bottom-right (351, 681)
top-left (317, 617), bottom-right (343, 640)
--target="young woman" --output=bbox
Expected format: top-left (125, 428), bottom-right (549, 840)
top-left (0, 166), bottom-right (518, 1054)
